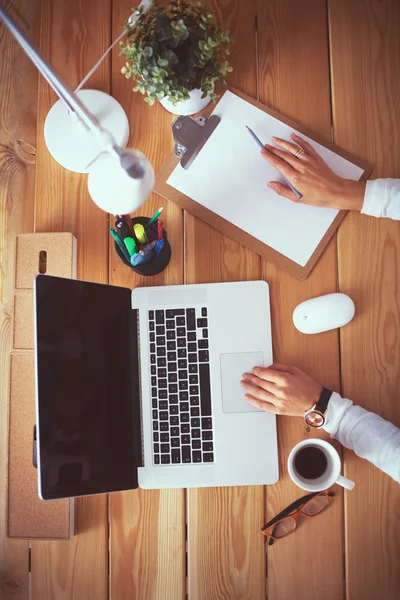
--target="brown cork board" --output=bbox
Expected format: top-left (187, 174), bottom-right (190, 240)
top-left (8, 232), bottom-right (77, 539)
top-left (155, 87), bottom-right (371, 280)
top-left (15, 232), bottom-right (77, 289)
top-left (8, 353), bottom-right (71, 539)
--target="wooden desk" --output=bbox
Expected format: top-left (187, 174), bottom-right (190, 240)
top-left (0, 1), bottom-right (399, 599)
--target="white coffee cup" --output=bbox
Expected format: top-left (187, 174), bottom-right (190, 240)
top-left (288, 439), bottom-right (355, 492)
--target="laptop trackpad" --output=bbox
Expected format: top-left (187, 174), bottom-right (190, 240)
top-left (221, 352), bottom-right (264, 414)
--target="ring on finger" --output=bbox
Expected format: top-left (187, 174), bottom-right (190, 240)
top-left (295, 148), bottom-right (305, 158)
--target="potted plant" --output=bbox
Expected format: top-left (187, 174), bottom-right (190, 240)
top-left (120, 0), bottom-right (232, 115)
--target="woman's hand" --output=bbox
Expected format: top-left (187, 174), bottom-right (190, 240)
top-left (240, 363), bottom-right (322, 416)
top-left (262, 133), bottom-right (366, 211)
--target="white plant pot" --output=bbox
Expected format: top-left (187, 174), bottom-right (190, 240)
top-left (159, 88), bottom-right (211, 116)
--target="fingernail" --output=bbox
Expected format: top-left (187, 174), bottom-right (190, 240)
top-left (242, 373), bottom-right (249, 379)
top-left (267, 182), bottom-right (274, 188)
top-left (271, 136), bottom-right (277, 140)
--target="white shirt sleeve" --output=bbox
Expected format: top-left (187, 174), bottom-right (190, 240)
top-left (361, 178), bottom-right (400, 219)
top-left (323, 392), bottom-right (400, 483)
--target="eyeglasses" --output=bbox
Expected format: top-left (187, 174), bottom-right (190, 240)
top-left (261, 490), bottom-right (334, 545)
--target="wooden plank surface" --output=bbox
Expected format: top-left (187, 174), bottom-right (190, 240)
top-left (108, 2), bottom-right (186, 599)
top-left (2, 1), bottom-right (399, 599)
top-left (30, 1), bottom-right (111, 598)
top-left (257, 2), bottom-right (344, 599)
top-left (329, 1), bottom-right (400, 598)
top-left (0, 1), bottom-right (41, 598)
top-left (185, 2), bottom-right (267, 599)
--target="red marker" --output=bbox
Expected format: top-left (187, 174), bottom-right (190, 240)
top-left (157, 219), bottom-right (163, 240)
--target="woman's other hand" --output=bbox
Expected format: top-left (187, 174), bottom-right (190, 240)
top-left (262, 133), bottom-right (365, 210)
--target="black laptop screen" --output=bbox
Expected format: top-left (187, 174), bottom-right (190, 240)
top-left (35, 275), bottom-right (141, 499)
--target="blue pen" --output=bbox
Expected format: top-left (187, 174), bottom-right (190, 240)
top-left (155, 238), bottom-right (165, 256)
top-left (130, 241), bottom-right (157, 267)
top-left (246, 126), bottom-right (302, 199)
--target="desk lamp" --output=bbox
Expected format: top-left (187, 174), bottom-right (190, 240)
top-left (0, 3), bottom-right (154, 215)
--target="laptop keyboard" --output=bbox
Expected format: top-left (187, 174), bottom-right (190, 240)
top-left (148, 307), bottom-right (214, 465)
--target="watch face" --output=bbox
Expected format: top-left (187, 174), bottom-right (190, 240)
top-left (305, 410), bottom-right (325, 428)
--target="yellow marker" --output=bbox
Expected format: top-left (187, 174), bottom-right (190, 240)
top-left (133, 223), bottom-right (148, 245)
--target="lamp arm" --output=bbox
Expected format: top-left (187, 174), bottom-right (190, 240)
top-left (0, 6), bottom-right (123, 162)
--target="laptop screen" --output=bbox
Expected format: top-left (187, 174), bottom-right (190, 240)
top-left (35, 275), bottom-right (141, 499)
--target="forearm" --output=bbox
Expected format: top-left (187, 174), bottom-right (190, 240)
top-left (361, 178), bottom-right (400, 219)
top-left (323, 392), bottom-right (400, 483)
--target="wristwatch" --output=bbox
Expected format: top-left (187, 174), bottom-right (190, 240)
top-left (304, 387), bottom-right (333, 428)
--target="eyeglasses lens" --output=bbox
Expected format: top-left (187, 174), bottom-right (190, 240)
top-left (265, 516), bottom-right (295, 539)
top-left (302, 493), bottom-right (329, 516)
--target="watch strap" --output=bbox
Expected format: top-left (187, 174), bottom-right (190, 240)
top-left (315, 387), bottom-right (333, 414)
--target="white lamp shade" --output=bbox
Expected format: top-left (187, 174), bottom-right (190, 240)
top-left (87, 150), bottom-right (155, 214)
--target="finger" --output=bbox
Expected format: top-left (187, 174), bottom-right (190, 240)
top-left (264, 144), bottom-right (303, 170)
top-left (271, 136), bottom-right (310, 160)
top-left (252, 366), bottom-right (290, 386)
top-left (269, 363), bottom-right (296, 374)
top-left (241, 372), bottom-right (278, 395)
top-left (240, 380), bottom-right (278, 404)
top-left (245, 394), bottom-right (280, 414)
top-left (268, 181), bottom-right (298, 202)
top-left (261, 148), bottom-right (296, 180)
top-left (290, 133), bottom-right (320, 159)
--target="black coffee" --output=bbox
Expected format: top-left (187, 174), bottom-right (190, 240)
top-left (294, 446), bottom-right (328, 480)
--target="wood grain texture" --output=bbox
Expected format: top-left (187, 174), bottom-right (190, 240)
top-left (0, 1), bottom-right (41, 598)
top-left (108, 2), bottom-right (185, 599)
top-left (185, 2), bottom-right (265, 599)
top-left (329, 1), bottom-right (400, 598)
top-left (257, 1), bottom-right (344, 599)
top-left (30, 1), bottom-right (110, 598)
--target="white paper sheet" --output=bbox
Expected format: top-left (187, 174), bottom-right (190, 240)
top-left (167, 91), bottom-right (365, 267)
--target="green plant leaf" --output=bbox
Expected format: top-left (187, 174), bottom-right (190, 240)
top-left (157, 57), bottom-right (169, 67)
top-left (120, 0), bottom-right (230, 106)
top-left (143, 46), bottom-right (153, 58)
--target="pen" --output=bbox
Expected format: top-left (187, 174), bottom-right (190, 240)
top-left (124, 237), bottom-right (137, 257)
top-left (157, 219), bottom-right (163, 240)
top-left (155, 238), bottom-right (165, 256)
top-left (131, 241), bottom-right (157, 266)
top-left (245, 126), bottom-right (302, 199)
top-left (122, 214), bottom-right (135, 238)
top-left (110, 228), bottom-right (131, 262)
top-left (116, 217), bottom-right (140, 248)
top-left (146, 206), bottom-right (164, 229)
top-left (115, 218), bottom-right (131, 238)
top-left (133, 223), bottom-right (148, 245)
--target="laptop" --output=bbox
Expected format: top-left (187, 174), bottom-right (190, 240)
top-left (34, 275), bottom-right (278, 499)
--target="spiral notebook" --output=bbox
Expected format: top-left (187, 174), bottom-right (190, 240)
top-left (155, 89), bottom-right (370, 279)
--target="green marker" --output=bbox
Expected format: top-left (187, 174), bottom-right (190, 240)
top-left (123, 236), bottom-right (137, 257)
top-left (110, 228), bottom-right (130, 262)
top-left (146, 206), bottom-right (164, 230)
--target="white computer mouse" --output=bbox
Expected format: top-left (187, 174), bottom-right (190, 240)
top-left (293, 293), bottom-right (355, 334)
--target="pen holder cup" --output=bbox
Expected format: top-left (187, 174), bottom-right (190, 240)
top-left (114, 216), bottom-right (171, 276)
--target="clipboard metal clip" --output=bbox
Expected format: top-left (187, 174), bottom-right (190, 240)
top-left (172, 114), bottom-right (221, 170)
